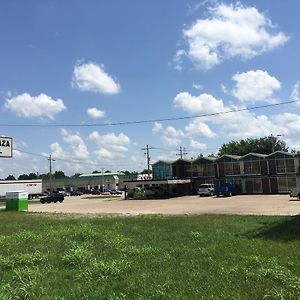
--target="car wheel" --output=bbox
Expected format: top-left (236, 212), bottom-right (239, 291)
top-left (59, 199), bottom-right (63, 203)
top-left (298, 193), bottom-right (300, 200)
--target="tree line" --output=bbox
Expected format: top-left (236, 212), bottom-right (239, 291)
top-left (2, 170), bottom-right (145, 181)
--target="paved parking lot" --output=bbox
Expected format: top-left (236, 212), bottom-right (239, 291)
top-left (27, 194), bottom-right (300, 216)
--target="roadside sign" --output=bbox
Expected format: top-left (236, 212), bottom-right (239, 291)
top-left (0, 137), bottom-right (13, 158)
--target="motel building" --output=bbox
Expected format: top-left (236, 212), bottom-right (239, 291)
top-left (151, 151), bottom-right (300, 195)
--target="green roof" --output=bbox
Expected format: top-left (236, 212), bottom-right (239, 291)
top-left (79, 172), bottom-right (125, 178)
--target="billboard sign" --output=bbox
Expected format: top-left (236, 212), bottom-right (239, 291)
top-left (0, 137), bottom-right (13, 158)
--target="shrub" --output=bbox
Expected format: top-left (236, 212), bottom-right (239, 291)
top-left (127, 188), bottom-right (145, 199)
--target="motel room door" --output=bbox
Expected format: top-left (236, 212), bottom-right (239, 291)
top-left (270, 177), bottom-right (278, 193)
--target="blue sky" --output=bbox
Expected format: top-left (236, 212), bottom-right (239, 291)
top-left (0, 0), bottom-right (300, 177)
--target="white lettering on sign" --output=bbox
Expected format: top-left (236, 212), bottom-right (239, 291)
top-left (0, 137), bottom-right (13, 158)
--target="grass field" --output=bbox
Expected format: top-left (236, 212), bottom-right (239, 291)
top-left (0, 212), bottom-right (300, 299)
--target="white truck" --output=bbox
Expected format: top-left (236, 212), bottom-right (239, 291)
top-left (0, 179), bottom-right (43, 199)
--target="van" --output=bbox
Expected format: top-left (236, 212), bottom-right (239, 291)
top-left (198, 184), bottom-right (214, 196)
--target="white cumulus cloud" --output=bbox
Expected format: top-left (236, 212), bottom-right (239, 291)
top-left (87, 107), bottom-right (105, 119)
top-left (5, 93), bottom-right (66, 119)
top-left (232, 70), bottom-right (281, 102)
top-left (189, 139), bottom-right (207, 151)
top-left (290, 81), bottom-right (300, 104)
top-left (72, 62), bottom-right (120, 94)
top-left (185, 119), bottom-right (216, 138)
top-left (89, 131), bottom-right (130, 160)
top-left (174, 92), bottom-right (225, 115)
top-left (192, 83), bottom-right (203, 90)
top-left (175, 2), bottom-right (288, 70)
top-left (162, 126), bottom-right (185, 147)
top-left (152, 122), bottom-right (163, 133)
top-left (61, 129), bottom-right (90, 159)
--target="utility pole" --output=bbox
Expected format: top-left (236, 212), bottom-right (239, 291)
top-left (269, 134), bottom-right (283, 153)
top-left (48, 154), bottom-right (55, 194)
top-left (176, 146), bottom-right (188, 159)
top-left (101, 167), bottom-right (104, 192)
top-left (141, 144), bottom-right (155, 179)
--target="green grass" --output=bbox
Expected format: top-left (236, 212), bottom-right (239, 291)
top-left (0, 212), bottom-right (300, 299)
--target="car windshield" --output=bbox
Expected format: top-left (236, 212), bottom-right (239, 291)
top-left (199, 184), bottom-right (210, 188)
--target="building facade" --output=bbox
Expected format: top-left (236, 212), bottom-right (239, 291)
top-left (152, 151), bottom-right (300, 194)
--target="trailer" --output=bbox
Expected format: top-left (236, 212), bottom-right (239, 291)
top-left (0, 180), bottom-right (43, 199)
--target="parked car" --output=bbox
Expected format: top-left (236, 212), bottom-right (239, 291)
top-left (91, 190), bottom-right (102, 195)
top-left (40, 193), bottom-right (64, 204)
top-left (214, 182), bottom-right (240, 197)
top-left (70, 190), bottom-right (83, 196)
top-left (290, 187), bottom-right (300, 200)
top-left (198, 184), bottom-right (214, 196)
top-left (109, 189), bottom-right (122, 195)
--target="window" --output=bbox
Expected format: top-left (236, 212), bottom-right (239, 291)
top-left (276, 159), bottom-right (285, 173)
top-left (276, 158), bottom-right (295, 174)
top-left (245, 179), bottom-right (262, 193)
top-left (277, 177), bottom-right (296, 192)
top-left (243, 160), bottom-right (261, 175)
top-left (224, 161), bottom-right (240, 175)
top-left (286, 159), bottom-right (295, 173)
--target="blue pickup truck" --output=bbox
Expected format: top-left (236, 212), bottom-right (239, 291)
top-left (214, 183), bottom-right (240, 197)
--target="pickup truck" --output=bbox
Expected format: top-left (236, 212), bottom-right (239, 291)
top-left (290, 188), bottom-right (300, 200)
top-left (214, 183), bottom-right (240, 197)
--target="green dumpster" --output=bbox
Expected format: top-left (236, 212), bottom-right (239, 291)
top-left (6, 191), bottom-right (28, 212)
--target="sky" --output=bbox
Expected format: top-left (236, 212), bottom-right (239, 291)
top-left (0, 0), bottom-right (300, 178)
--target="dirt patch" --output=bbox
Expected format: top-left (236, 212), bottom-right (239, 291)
top-left (28, 194), bottom-right (300, 216)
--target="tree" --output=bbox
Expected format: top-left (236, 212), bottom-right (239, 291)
top-left (5, 175), bottom-right (16, 180)
top-left (17, 173), bottom-right (37, 180)
top-left (53, 171), bottom-right (67, 179)
top-left (218, 137), bottom-right (288, 156)
top-left (38, 173), bottom-right (50, 180)
top-left (92, 170), bottom-right (101, 174)
top-left (28, 173), bottom-right (38, 179)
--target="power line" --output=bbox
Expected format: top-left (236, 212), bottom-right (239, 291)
top-left (1, 99), bottom-right (299, 128)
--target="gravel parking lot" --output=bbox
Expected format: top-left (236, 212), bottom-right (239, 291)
top-left (27, 194), bottom-right (300, 216)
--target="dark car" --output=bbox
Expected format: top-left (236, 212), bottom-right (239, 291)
top-left (40, 193), bottom-right (64, 204)
top-left (70, 191), bottom-right (83, 196)
top-left (91, 190), bottom-right (102, 195)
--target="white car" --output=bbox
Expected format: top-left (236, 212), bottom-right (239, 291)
top-left (290, 187), bottom-right (300, 199)
top-left (198, 184), bottom-right (214, 196)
